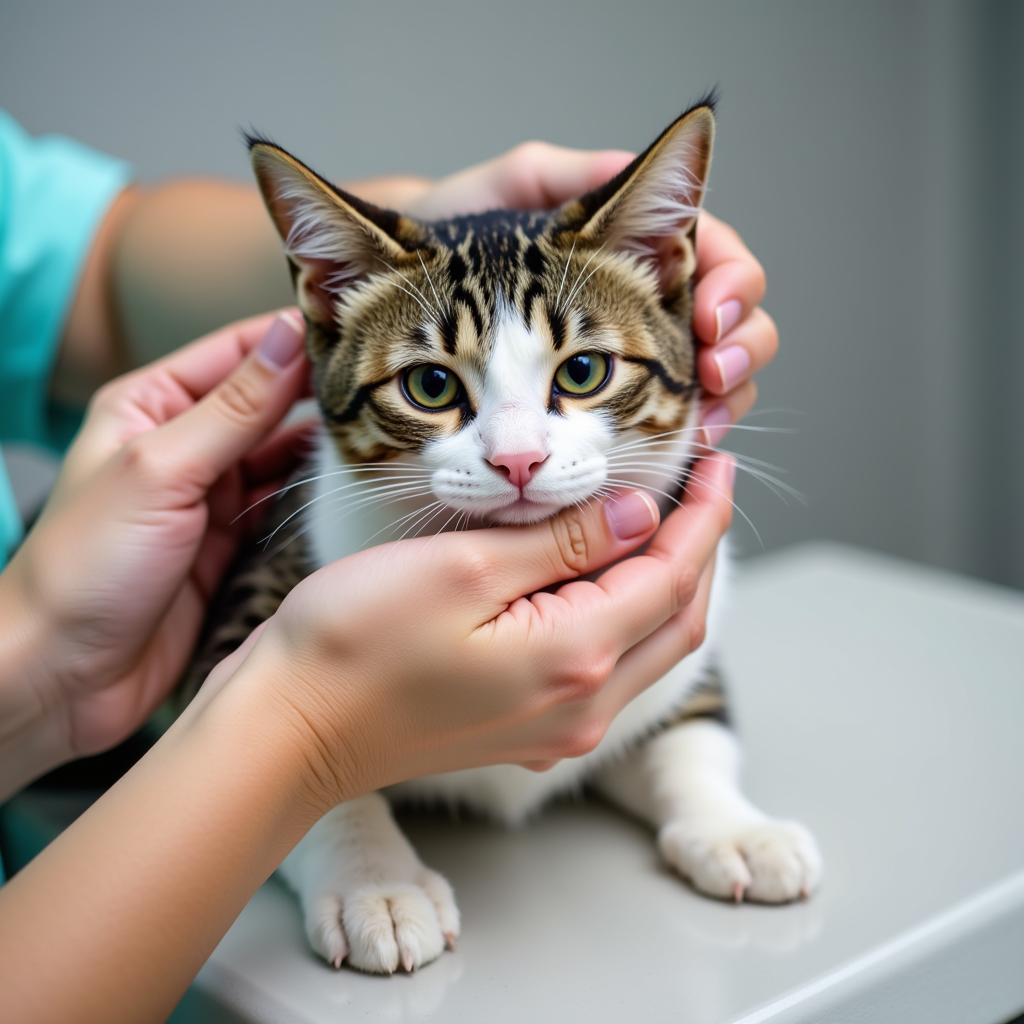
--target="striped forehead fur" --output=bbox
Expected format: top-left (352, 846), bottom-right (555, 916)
top-left (248, 101), bottom-right (715, 464)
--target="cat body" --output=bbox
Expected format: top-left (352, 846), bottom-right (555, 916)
top-left (189, 97), bottom-right (822, 974)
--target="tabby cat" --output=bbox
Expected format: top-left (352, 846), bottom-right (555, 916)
top-left (185, 97), bottom-right (822, 974)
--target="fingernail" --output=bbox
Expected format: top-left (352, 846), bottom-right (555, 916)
top-left (604, 490), bottom-right (659, 540)
top-left (712, 344), bottom-right (751, 391)
top-left (257, 311), bottom-right (304, 370)
top-left (714, 299), bottom-right (743, 343)
top-left (700, 402), bottom-right (733, 447)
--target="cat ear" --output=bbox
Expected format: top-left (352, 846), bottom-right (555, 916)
top-left (249, 136), bottom-right (423, 326)
top-left (557, 98), bottom-right (715, 294)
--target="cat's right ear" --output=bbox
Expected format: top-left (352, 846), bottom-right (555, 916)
top-left (249, 137), bottom-right (424, 328)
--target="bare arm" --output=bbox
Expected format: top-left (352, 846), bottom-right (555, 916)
top-left (51, 174), bottom-right (430, 405)
top-left (0, 674), bottom-right (321, 1024)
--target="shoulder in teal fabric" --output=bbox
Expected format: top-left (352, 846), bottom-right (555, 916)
top-left (0, 111), bottom-right (132, 565)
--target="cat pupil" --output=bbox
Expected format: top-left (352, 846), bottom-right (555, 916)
top-left (567, 356), bottom-right (592, 385)
top-left (422, 368), bottom-right (448, 398)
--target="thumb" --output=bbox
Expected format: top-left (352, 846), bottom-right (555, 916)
top-left (145, 311), bottom-right (308, 494)
top-left (468, 489), bottom-right (661, 606)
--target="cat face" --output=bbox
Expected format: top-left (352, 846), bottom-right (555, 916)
top-left (251, 100), bottom-right (714, 525)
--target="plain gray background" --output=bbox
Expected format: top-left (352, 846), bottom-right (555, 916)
top-left (2, 0), bottom-right (1021, 587)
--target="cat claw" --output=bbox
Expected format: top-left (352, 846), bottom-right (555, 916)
top-left (444, 932), bottom-right (458, 951)
top-left (331, 954), bottom-right (344, 969)
top-left (400, 951), bottom-right (415, 973)
top-left (733, 882), bottom-right (745, 903)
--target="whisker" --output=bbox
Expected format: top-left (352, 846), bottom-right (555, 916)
top-left (261, 478), bottom-right (435, 549)
top-left (563, 252), bottom-right (615, 311)
top-left (266, 485), bottom-right (437, 558)
top-left (377, 257), bottom-right (442, 327)
top-left (399, 500), bottom-right (450, 542)
top-left (417, 250), bottom-right (446, 320)
top-left (234, 466), bottom-right (433, 524)
top-left (554, 236), bottom-right (577, 314)
top-left (560, 242), bottom-right (606, 314)
top-left (606, 457), bottom-right (803, 506)
top-left (605, 422), bottom-right (795, 456)
top-left (605, 474), bottom-right (763, 547)
top-left (366, 499), bottom-right (445, 546)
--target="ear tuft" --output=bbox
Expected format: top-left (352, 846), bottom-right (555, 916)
top-left (558, 98), bottom-right (717, 294)
top-left (248, 138), bottom-right (422, 326)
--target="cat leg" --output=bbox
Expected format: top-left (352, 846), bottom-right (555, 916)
top-left (593, 715), bottom-right (822, 903)
top-left (279, 793), bottom-right (460, 973)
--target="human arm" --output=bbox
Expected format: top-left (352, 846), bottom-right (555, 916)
top-left (0, 428), bottom-right (733, 1023)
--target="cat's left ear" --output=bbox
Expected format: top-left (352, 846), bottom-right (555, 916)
top-left (557, 99), bottom-right (715, 294)
top-left (248, 136), bottom-right (425, 329)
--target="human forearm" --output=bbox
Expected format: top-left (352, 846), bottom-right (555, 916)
top-left (112, 175), bottom-right (431, 368)
top-left (0, 567), bottom-right (67, 799)
top-left (0, 662), bottom-right (326, 1024)
top-left (52, 172), bottom-right (432, 395)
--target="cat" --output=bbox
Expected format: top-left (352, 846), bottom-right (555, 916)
top-left (184, 95), bottom-right (822, 974)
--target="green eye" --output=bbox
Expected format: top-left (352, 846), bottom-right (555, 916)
top-left (402, 364), bottom-right (462, 410)
top-left (554, 352), bottom-right (611, 396)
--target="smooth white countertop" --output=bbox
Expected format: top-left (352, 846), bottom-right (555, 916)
top-left (167, 543), bottom-right (1024, 1024)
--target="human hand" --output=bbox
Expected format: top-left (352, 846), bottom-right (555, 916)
top-left (209, 455), bottom-right (734, 811)
top-left (0, 311), bottom-right (309, 780)
top-left (406, 145), bottom-right (776, 445)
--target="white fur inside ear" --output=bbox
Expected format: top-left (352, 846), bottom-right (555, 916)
top-left (604, 124), bottom-right (708, 258)
top-left (275, 178), bottom-right (368, 287)
top-left (254, 154), bottom-right (386, 293)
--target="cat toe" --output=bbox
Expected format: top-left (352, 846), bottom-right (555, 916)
top-left (417, 867), bottom-right (461, 948)
top-left (659, 818), bottom-right (822, 904)
top-left (342, 883), bottom-right (447, 974)
top-left (738, 821), bottom-right (822, 903)
top-left (303, 893), bottom-right (349, 968)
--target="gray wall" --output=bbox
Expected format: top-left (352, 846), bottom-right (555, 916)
top-left (2, 0), bottom-right (1020, 585)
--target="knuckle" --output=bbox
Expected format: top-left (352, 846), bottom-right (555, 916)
top-left (560, 717), bottom-right (607, 759)
top-left (763, 312), bottom-right (780, 358)
top-left (448, 548), bottom-right (493, 594)
top-left (687, 615), bottom-right (708, 653)
top-left (716, 496), bottom-right (735, 533)
top-left (513, 139), bottom-right (548, 165)
top-left (119, 434), bottom-right (164, 485)
top-left (88, 379), bottom-right (123, 416)
top-left (212, 368), bottom-right (266, 425)
top-left (750, 257), bottom-right (767, 299)
top-left (553, 651), bottom-right (613, 702)
top-left (673, 563), bottom-right (700, 609)
top-left (548, 510), bottom-right (591, 577)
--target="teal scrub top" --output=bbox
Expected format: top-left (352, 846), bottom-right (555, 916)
top-left (0, 110), bottom-right (131, 567)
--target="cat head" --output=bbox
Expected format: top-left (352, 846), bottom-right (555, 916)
top-left (250, 98), bottom-right (714, 525)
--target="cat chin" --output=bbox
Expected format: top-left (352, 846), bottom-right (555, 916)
top-left (480, 499), bottom-right (565, 526)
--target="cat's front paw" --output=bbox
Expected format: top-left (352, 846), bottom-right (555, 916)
top-left (303, 869), bottom-right (460, 974)
top-left (658, 818), bottom-right (822, 904)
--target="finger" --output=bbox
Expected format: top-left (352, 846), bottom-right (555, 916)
top-left (602, 554), bottom-right (717, 711)
top-left (697, 307), bottom-right (778, 396)
top-left (564, 455), bottom-right (733, 655)
top-left (140, 311), bottom-right (308, 498)
top-left (491, 142), bottom-right (635, 209)
top-left (458, 489), bottom-right (661, 616)
top-left (697, 381), bottom-right (758, 448)
top-left (693, 212), bottom-right (767, 345)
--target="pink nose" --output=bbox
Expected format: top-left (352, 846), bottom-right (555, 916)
top-left (488, 450), bottom-right (547, 490)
